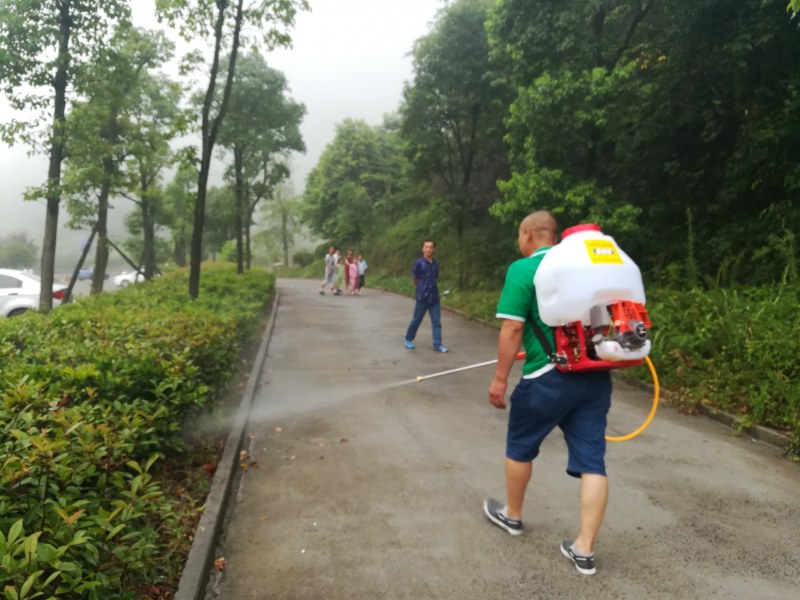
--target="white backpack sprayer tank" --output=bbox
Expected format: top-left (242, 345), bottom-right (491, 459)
top-left (533, 224), bottom-right (652, 371)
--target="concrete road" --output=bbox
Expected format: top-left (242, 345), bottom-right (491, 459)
top-left (210, 279), bottom-right (799, 600)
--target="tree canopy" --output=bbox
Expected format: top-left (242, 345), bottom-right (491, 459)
top-left (0, 0), bottom-right (131, 309)
top-left (302, 0), bottom-right (800, 289)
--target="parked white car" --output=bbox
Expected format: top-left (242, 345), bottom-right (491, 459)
top-left (113, 271), bottom-right (144, 287)
top-left (0, 269), bottom-right (67, 317)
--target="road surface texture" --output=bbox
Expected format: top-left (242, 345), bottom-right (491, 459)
top-left (209, 279), bottom-right (799, 600)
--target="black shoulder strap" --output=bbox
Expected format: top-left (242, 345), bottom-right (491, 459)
top-left (526, 314), bottom-right (567, 367)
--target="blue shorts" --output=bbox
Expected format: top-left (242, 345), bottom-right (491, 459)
top-left (506, 369), bottom-right (612, 478)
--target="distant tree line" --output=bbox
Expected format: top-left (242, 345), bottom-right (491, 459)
top-left (0, 232), bottom-right (37, 269)
top-left (302, 0), bottom-right (800, 290)
top-left (0, 0), bottom-right (308, 308)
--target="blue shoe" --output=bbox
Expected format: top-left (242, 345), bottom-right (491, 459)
top-left (404, 338), bottom-right (415, 349)
top-left (433, 345), bottom-right (449, 353)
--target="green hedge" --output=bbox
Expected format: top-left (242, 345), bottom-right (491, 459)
top-left (0, 264), bottom-right (275, 599)
top-left (366, 271), bottom-right (799, 450)
top-left (645, 286), bottom-right (799, 438)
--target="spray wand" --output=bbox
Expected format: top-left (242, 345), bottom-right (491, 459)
top-left (414, 351), bottom-right (660, 443)
top-left (415, 351), bottom-right (526, 382)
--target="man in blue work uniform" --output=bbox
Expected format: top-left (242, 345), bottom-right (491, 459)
top-left (403, 239), bottom-right (449, 352)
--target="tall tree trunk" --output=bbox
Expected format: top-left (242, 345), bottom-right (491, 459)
top-left (245, 219), bottom-right (252, 270)
top-left (92, 108), bottom-right (120, 295)
top-left (39, 1), bottom-right (71, 312)
top-left (142, 198), bottom-right (156, 279)
top-left (173, 236), bottom-right (186, 267)
top-left (63, 224), bottom-right (98, 304)
top-left (189, 0), bottom-right (245, 297)
top-left (91, 174), bottom-right (111, 295)
top-left (456, 206), bottom-right (465, 291)
top-left (234, 145), bottom-right (245, 274)
top-left (282, 208), bottom-right (289, 267)
top-left (244, 182), bottom-right (253, 270)
top-left (139, 163), bottom-right (156, 279)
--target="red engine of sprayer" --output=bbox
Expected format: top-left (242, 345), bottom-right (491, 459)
top-left (552, 300), bottom-right (651, 372)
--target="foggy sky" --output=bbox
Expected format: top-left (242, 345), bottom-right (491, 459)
top-left (0, 0), bottom-right (442, 266)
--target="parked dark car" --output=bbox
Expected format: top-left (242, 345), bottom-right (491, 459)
top-left (77, 268), bottom-right (109, 281)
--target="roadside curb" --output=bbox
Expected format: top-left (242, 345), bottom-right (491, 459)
top-left (174, 290), bottom-right (280, 600)
top-left (618, 375), bottom-right (793, 452)
top-left (696, 404), bottom-right (791, 450)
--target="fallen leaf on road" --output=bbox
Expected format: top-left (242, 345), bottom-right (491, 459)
top-left (245, 432), bottom-right (255, 440)
top-left (340, 438), bottom-right (348, 443)
top-left (214, 557), bottom-right (226, 571)
top-left (239, 450), bottom-right (249, 461)
top-left (141, 584), bottom-right (161, 598)
top-left (289, 455), bottom-right (296, 460)
top-left (275, 426), bottom-right (283, 432)
top-left (259, 515), bottom-right (271, 522)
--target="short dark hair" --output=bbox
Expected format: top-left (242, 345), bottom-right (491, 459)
top-left (423, 239), bottom-right (436, 248)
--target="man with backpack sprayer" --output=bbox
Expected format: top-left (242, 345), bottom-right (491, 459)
top-left (484, 211), bottom-right (617, 576)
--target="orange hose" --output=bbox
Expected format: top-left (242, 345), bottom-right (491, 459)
top-left (515, 351), bottom-right (659, 442)
top-left (606, 355), bottom-right (659, 442)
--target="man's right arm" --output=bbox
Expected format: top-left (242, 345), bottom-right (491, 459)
top-left (489, 319), bottom-right (524, 409)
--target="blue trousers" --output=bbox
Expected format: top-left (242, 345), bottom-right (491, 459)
top-left (405, 301), bottom-right (442, 347)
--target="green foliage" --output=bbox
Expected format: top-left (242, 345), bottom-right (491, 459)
top-left (161, 162), bottom-right (197, 267)
top-left (400, 0), bottom-right (511, 289)
top-left (643, 286), bottom-right (799, 439)
top-left (255, 187), bottom-right (304, 266)
top-left (0, 0), bottom-right (131, 120)
top-left (156, 0), bottom-right (308, 50)
top-left (204, 186), bottom-right (238, 257)
top-left (0, 232), bottom-right (37, 269)
top-left (0, 265), bottom-right (275, 597)
top-left (0, 0), bottom-right (133, 311)
top-left (219, 239), bottom-right (238, 263)
top-left (486, 0), bottom-right (800, 285)
top-left (302, 117), bottom-right (411, 247)
top-left (292, 249), bottom-right (314, 267)
top-left (216, 50), bottom-right (306, 269)
top-left (491, 64), bottom-right (644, 234)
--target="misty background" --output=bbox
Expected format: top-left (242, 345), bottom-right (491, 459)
top-left (0, 0), bottom-right (442, 276)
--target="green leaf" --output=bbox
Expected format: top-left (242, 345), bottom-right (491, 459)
top-left (55, 561), bottom-right (79, 573)
top-left (23, 532), bottom-right (41, 562)
top-left (106, 524), bottom-right (126, 541)
top-left (7, 521), bottom-right (23, 545)
top-left (41, 571), bottom-right (61, 588)
top-left (19, 571), bottom-right (43, 599)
